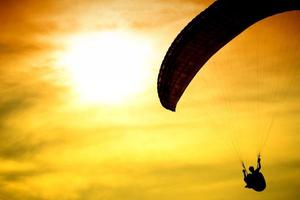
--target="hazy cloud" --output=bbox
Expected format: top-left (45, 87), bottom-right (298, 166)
top-left (0, 0), bottom-right (299, 200)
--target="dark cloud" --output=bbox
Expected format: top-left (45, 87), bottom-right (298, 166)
top-left (0, 97), bottom-right (29, 121)
top-left (0, 133), bottom-right (59, 160)
top-left (0, 40), bottom-right (60, 58)
top-left (213, 87), bottom-right (300, 105)
top-left (0, 97), bottom-right (67, 160)
top-left (276, 159), bottom-right (300, 170)
top-left (148, 162), bottom-right (236, 184)
top-left (0, 66), bottom-right (68, 161)
top-left (71, 161), bottom-right (234, 200)
top-left (0, 96), bottom-right (34, 159)
top-left (0, 190), bottom-right (38, 200)
top-left (0, 168), bottom-right (50, 182)
top-left (274, 108), bottom-right (300, 118)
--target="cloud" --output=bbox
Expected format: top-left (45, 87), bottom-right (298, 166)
top-left (0, 1), bottom-right (299, 200)
top-left (0, 97), bottom-right (38, 159)
top-left (0, 168), bottom-right (50, 182)
top-left (1, 0), bottom-right (212, 34)
top-left (0, 132), bottom-right (62, 160)
top-left (54, 161), bottom-right (238, 200)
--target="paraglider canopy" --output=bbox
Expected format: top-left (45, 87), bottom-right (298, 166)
top-left (157, 0), bottom-right (300, 111)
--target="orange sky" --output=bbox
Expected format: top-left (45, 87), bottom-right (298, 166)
top-left (0, 1), bottom-right (299, 199)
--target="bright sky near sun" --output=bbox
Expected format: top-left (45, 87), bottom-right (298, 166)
top-left (59, 31), bottom-right (153, 104)
top-left (0, 1), bottom-right (299, 200)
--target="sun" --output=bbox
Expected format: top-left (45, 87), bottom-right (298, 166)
top-left (60, 31), bottom-right (153, 105)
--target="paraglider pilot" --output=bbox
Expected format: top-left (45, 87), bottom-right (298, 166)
top-left (242, 155), bottom-right (266, 192)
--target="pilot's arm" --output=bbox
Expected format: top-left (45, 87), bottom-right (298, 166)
top-left (257, 156), bottom-right (261, 170)
top-left (242, 169), bottom-right (247, 178)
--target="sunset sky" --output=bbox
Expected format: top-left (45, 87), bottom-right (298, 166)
top-left (0, 0), bottom-right (299, 199)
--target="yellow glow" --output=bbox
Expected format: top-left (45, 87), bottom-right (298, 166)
top-left (60, 31), bottom-right (153, 104)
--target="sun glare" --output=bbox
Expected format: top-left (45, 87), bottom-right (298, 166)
top-left (60, 31), bottom-right (153, 104)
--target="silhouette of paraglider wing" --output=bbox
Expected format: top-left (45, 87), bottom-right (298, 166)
top-left (157, 0), bottom-right (300, 111)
